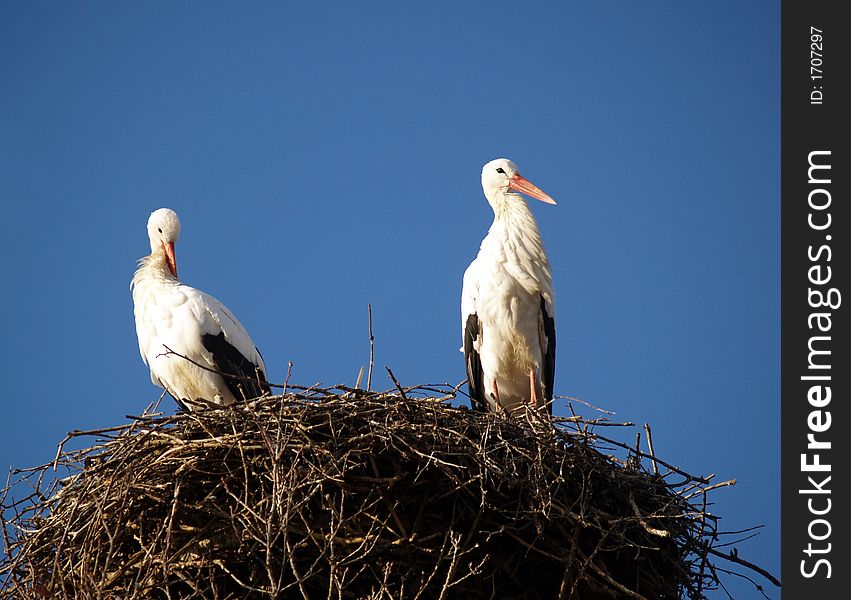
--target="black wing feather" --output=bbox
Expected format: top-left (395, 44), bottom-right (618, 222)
top-left (202, 332), bottom-right (271, 401)
top-left (464, 312), bottom-right (488, 412)
top-left (541, 295), bottom-right (556, 416)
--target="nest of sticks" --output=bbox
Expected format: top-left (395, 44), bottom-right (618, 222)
top-left (1, 383), bottom-right (778, 599)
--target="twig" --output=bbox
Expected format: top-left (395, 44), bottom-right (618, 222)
top-left (578, 429), bottom-right (713, 485)
top-left (707, 546), bottom-right (782, 588)
top-left (684, 478), bottom-right (737, 500)
top-left (557, 395), bottom-right (616, 415)
top-left (283, 361), bottom-right (294, 395)
top-left (385, 367), bottom-right (407, 400)
top-left (158, 345), bottom-right (261, 388)
top-left (367, 304), bottom-right (375, 392)
top-left (643, 423), bottom-right (658, 476)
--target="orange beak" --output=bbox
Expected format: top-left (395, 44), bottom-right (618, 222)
top-left (509, 173), bottom-right (557, 205)
top-left (162, 241), bottom-right (178, 278)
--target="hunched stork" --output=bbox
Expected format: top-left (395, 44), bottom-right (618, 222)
top-left (131, 208), bottom-right (270, 410)
top-left (461, 158), bottom-right (557, 415)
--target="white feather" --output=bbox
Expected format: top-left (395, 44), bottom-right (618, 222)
top-left (461, 159), bottom-right (556, 413)
top-left (131, 208), bottom-right (267, 408)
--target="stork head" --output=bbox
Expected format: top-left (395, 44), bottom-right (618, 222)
top-left (481, 158), bottom-right (556, 207)
top-left (147, 208), bottom-right (181, 278)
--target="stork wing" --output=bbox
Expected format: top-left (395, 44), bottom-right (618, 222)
top-left (202, 331), bottom-right (269, 400)
top-left (190, 287), bottom-right (270, 401)
top-left (463, 312), bottom-right (487, 412)
top-left (539, 294), bottom-right (556, 415)
top-left (461, 262), bottom-right (487, 412)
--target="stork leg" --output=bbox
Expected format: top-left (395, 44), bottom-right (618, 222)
top-left (492, 379), bottom-right (505, 414)
top-left (529, 369), bottom-right (540, 409)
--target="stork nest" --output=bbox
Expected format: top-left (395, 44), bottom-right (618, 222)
top-left (1, 384), bottom-right (777, 599)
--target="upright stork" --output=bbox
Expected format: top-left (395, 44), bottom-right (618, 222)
top-left (461, 158), bottom-right (557, 415)
top-left (131, 208), bottom-right (270, 410)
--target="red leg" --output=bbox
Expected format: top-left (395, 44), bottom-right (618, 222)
top-left (529, 369), bottom-right (540, 409)
top-left (492, 379), bottom-right (504, 414)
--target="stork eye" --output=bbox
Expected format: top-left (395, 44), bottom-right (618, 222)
top-left (496, 168), bottom-right (506, 174)
top-left (158, 228), bottom-right (163, 233)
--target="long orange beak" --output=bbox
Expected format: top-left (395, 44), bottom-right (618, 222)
top-left (162, 241), bottom-right (178, 278)
top-left (509, 173), bottom-right (557, 205)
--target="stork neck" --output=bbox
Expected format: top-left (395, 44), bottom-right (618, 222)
top-left (480, 193), bottom-right (553, 292)
top-left (489, 194), bottom-right (542, 238)
top-left (136, 252), bottom-right (178, 283)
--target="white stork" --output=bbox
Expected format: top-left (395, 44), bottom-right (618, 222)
top-left (131, 208), bottom-right (270, 410)
top-left (461, 158), bottom-right (557, 415)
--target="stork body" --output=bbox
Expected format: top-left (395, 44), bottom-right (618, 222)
top-left (132, 208), bottom-right (269, 410)
top-left (462, 159), bottom-right (556, 414)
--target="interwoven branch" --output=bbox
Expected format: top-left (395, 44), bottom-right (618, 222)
top-left (0, 386), bottom-right (776, 599)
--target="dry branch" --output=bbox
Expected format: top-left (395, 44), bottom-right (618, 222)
top-left (1, 385), bottom-right (777, 599)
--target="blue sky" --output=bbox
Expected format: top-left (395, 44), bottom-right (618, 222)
top-left (1, 2), bottom-right (779, 596)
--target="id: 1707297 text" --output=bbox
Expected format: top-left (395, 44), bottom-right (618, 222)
top-left (810, 26), bottom-right (823, 105)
